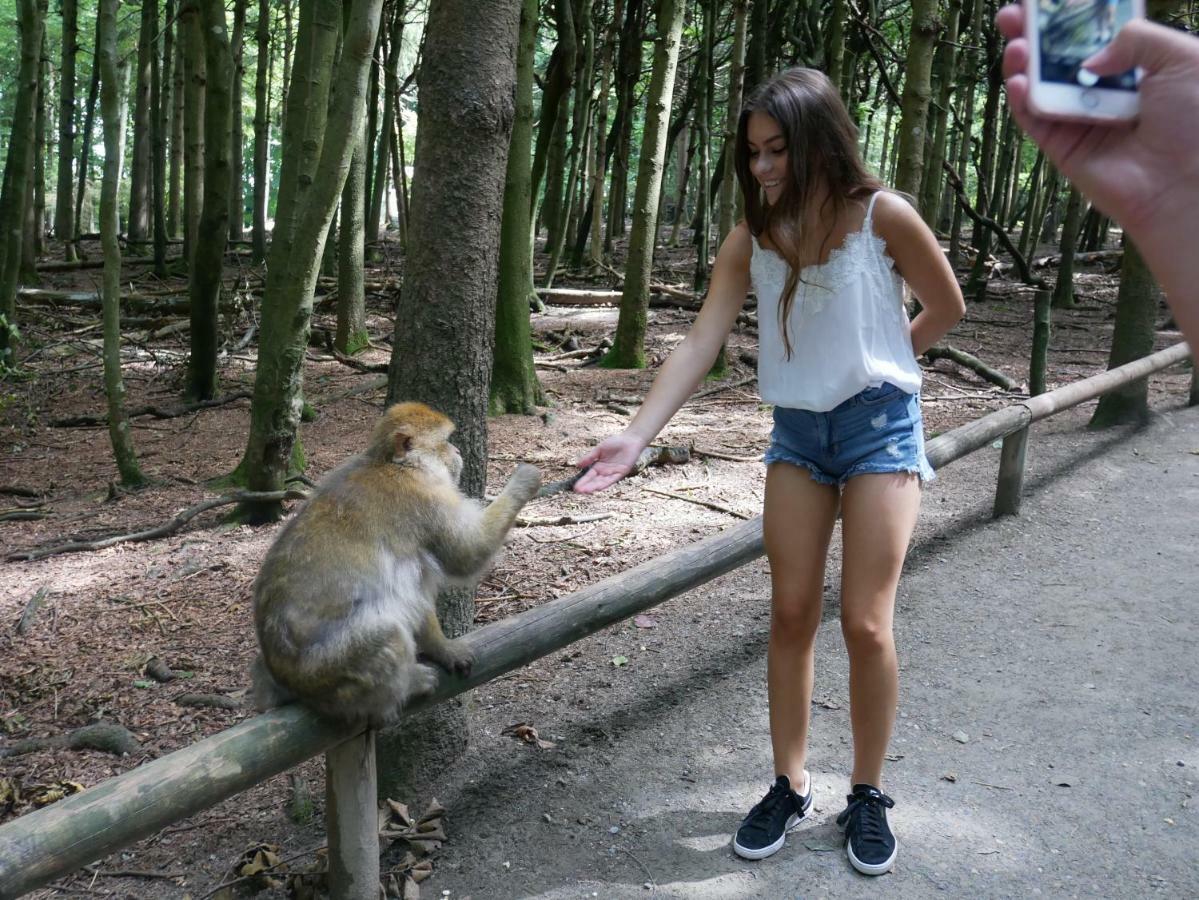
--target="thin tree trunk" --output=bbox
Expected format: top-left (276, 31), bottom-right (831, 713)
top-left (98, 0), bottom-right (145, 485)
top-left (336, 128), bottom-right (368, 355)
top-left (153, 0), bottom-right (170, 276)
top-left (1051, 185), bottom-right (1084, 310)
top-left (604, 0), bottom-right (684, 368)
top-left (168, 18), bottom-right (184, 237)
top-left (236, 0), bottom-right (383, 521)
top-left (181, 1), bottom-right (206, 266)
top-left (587, 0), bottom-right (619, 267)
top-left (73, 11), bottom-right (101, 249)
top-left (920, 0), bottom-right (961, 228)
top-left (893, 0), bottom-right (941, 199)
top-left (186, 0), bottom-right (234, 402)
top-left (491, 0), bottom-right (546, 415)
top-left (55, 0), bottom-right (79, 261)
top-left (691, 0), bottom-right (714, 293)
top-left (368, 10), bottom-right (402, 242)
top-left (605, 0), bottom-right (645, 248)
top-left (229, 0), bottom-right (247, 241)
top-left (0, 0), bottom-right (46, 365)
top-left (128, 0), bottom-right (156, 242)
top-left (718, 0), bottom-right (748, 245)
top-left (251, 0), bottom-right (270, 263)
top-left (25, 30), bottom-right (49, 276)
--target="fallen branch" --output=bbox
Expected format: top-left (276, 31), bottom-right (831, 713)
top-left (942, 162), bottom-right (1043, 287)
top-left (688, 375), bottom-right (757, 403)
top-left (34, 256), bottom-right (160, 272)
top-left (516, 512), bottom-right (613, 527)
top-left (0, 508), bottom-right (49, 523)
top-left (7, 489), bottom-right (310, 562)
top-left (18, 287), bottom-right (240, 315)
top-left (50, 391), bottom-right (252, 427)
top-left (15, 587), bottom-right (50, 635)
top-left (0, 486), bottom-right (42, 498)
top-left (1032, 249), bottom-right (1123, 269)
top-left (640, 486), bottom-right (751, 519)
top-left (925, 345), bottom-right (1021, 391)
top-left (690, 446), bottom-right (761, 463)
top-left (0, 722), bottom-right (139, 759)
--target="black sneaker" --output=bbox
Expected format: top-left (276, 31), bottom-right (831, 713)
top-left (836, 783), bottom-right (897, 875)
top-left (732, 773), bottom-right (812, 860)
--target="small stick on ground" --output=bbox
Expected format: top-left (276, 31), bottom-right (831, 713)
top-left (640, 486), bottom-right (751, 519)
top-left (690, 446), bottom-right (761, 463)
top-left (50, 391), bottom-right (253, 427)
top-left (516, 513), bottom-right (613, 527)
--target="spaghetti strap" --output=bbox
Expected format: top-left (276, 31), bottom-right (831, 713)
top-left (864, 191), bottom-right (882, 223)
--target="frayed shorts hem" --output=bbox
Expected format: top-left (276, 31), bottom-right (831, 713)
top-left (763, 448), bottom-right (935, 487)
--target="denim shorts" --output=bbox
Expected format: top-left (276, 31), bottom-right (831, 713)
top-left (763, 383), bottom-right (936, 486)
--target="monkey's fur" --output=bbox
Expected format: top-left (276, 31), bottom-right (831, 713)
top-left (251, 402), bottom-right (542, 727)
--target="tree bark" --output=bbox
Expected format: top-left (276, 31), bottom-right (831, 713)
top-left (920, 0), bottom-right (961, 228)
top-left (55, 0), bottom-right (79, 261)
top-left (235, 0), bottom-right (384, 521)
top-left (381, 0), bottom-right (521, 801)
top-left (72, 9), bottom-right (102, 248)
top-left (98, 0), bottom-right (145, 486)
top-left (368, 11), bottom-right (403, 243)
top-left (0, 0), bottom-right (45, 366)
top-left (229, 0), bottom-right (247, 241)
top-left (718, 0), bottom-right (748, 244)
top-left (168, 16), bottom-right (185, 237)
top-left (893, 0), bottom-right (941, 199)
top-left (491, 0), bottom-right (546, 415)
top-left (186, 0), bottom-right (234, 402)
top-left (153, 0), bottom-right (170, 276)
top-left (127, 0), bottom-right (156, 242)
top-left (251, 0), bottom-right (271, 263)
top-left (181, 1), bottom-right (206, 265)
top-left (1090, 240), bottom-right (1158, 427)
top-left (691, 0), bottom-right (715, 293)
top-left (1051, 185), bottom-right (1084, 310)
top-left (603, 0), bottom-right (684, 368)
top-left (336, 121), bottom-right (369, 354)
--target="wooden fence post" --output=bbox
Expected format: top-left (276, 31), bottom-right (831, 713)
top-left (326, 730), bottom-right (379, 900)
top-left (993, 425), bottom-right (1030, 517)
top-left (1030, 286), bottom-right (1051, 397)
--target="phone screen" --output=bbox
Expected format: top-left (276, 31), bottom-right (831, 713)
top-left (1038, 0), bottom-right (1137, 90)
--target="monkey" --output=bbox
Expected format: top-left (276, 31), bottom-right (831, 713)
top-left (250, 401), bottom-right (542, 728)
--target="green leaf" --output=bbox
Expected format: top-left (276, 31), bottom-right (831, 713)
top-left (611, 655), bottom-right (628, 667)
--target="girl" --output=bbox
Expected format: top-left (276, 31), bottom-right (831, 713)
top-left (574, 68), bottom-right (965, 876)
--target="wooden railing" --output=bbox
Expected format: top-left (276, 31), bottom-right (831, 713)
top-left (0, 340), bottom-right (1190, 900)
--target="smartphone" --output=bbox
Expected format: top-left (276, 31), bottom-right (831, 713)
top-left (1025, 0), bottom-right (1143, 122)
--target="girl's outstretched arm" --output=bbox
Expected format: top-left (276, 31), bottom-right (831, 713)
top-left (872, 192), bottom-right (966, 356)
top-left (575, 223), bottom-right (753, 493)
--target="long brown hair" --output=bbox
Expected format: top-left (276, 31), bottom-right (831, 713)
top-left (734, 67), bottom-right (884, 358)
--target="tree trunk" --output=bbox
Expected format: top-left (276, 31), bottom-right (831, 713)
top-left (127, 0), bottom-right (156, 243)
top-left (826, 0), bottom-right (846, 102)
top-left (186, 0), bottom-right (234, 403)
top-left (368, 10), bottom-right (403, 243)
top-left (544, 0), bottom-right (594, 287)
top-left (336, 125), bottom-right (369, 355)
top-left (25, 29), bottom-right (48, 277)
top-left (182, 1), bottom-right (206, 266)
top-left (588, 0), bottom-right (621, 267)
top-left (168, 18), bottom-right (185, 238)
top-left (491, 0), bottom-right (546, 416)
top-left (235, 0), bottom-right (384, 520)
top-left (73, 10), bottom-right (102, 248)
top-left (229, 0), bottom-right (247, 241)
top-left (691, 0), bottom-right (715, 293)
top-left (893, 0), bottom-right (941, 200)
top-left (744, 0), bottom-right (768, 94)
top-left (381, 0), bottom-right (521, 802)
top-left (0, 0), bottom-right (45, 366)
top-left (1051, 186), bottom-right (1083, 310)
top-left (55, 0), bottom-right (79, 261)
top-left (252, 0), bottom-right (271, 263)
top-left (153, 0), bottom-right (170, 276)
top-left (605, 0), bottom-right (645, 248)
top-left (919, 0), bottom-right (961, 228)
top-left (1089, 240), bottom-right (1158, 427)
top-left (603, 0), bottom-right (684, 368)
top-left (533, 0), bottom-right (577, 248)
top-left (98, 0), bottom-right (145, 485)
top-left (718, 0), bottom-right (748, 245)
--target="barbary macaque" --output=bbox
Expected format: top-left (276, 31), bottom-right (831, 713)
top-left (251, 402), bottom-right (541, 727)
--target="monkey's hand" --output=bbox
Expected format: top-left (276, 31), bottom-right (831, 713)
top-left (426, 636), bottom-right (475, 678)
top-left (503, 463), bottom-right (543, 505)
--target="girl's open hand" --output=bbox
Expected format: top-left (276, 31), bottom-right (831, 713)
top-left (573, 432), bottom-right (648, 493)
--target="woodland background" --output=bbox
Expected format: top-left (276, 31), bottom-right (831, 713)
top-left (0, 0), bottom-right (1197, 895)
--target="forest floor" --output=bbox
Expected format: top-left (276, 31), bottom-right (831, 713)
top-left (0, 231), bottom-right (1195, 899)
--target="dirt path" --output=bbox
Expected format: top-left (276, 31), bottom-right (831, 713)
top-left (420, 403), bottom-right (1199, 899)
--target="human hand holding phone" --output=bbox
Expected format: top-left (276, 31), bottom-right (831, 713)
top-left (998, 5), bottom-right (1199, 240)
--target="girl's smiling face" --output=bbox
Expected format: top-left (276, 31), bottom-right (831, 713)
top-left (746, 111), bottom-right (788, 204)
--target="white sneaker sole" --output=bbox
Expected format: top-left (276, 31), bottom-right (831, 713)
top-left (731, 788), bottom-right (814, 861)
top-left (847, 839), bottom-right (897, 876)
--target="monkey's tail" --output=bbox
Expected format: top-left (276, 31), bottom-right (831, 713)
top-left (250, 653), bottom-right (297, 712)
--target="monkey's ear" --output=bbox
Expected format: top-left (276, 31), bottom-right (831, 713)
top-left (392, 429), bottom-right (414, 460)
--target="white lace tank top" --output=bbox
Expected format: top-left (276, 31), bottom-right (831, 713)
top-left (749, 191), bottom-right (922, 412)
